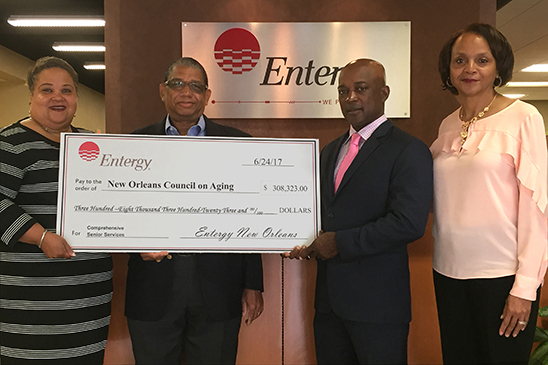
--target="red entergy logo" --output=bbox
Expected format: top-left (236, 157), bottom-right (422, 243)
top-left (78, 141), bottom-right (100, 161)
top-left (214, 28), bottom-right (260, 74)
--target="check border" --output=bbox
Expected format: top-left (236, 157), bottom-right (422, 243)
top-left (57, 133), bottom-right (320, 253)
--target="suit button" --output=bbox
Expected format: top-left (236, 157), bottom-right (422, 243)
top-left (327, 213), bottom-right (334, 218)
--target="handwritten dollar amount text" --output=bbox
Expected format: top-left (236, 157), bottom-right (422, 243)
top-left (263, 184), bottom-right (309, 193)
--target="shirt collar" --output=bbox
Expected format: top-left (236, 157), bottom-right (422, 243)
top-left (347, 114), bottom-right (388, 142)
top-left (165, 115), bottom-right (206, 136)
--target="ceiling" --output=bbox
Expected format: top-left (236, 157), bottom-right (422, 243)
top-left (0, 0), bottom-right (104, 93)
top-left (0, 0), bottom-right (546, 99)
top-left (496, 0), bottom-right (548, 100)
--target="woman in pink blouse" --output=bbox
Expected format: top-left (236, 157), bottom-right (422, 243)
top-left (431, 23), bottom-right (547, 364)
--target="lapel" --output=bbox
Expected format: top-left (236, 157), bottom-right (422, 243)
top-left (332, 120), bottom-right (394, 197)
top-left (324, 133), bottom-right (347, 200)
top-left (202, 115), bottom-right (220, 136)
top-left (138, 117), bottom-right (168, 135)
top-left (157, 117), bottom-right (168, 135)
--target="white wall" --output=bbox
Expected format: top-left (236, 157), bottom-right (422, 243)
top-left (0, 45), bottom-right (105, 132)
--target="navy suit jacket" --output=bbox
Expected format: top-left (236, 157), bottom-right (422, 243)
top-left (124, 116), bottom-right (264, 322)
top-left (316, 120), bottom-right (433, 324)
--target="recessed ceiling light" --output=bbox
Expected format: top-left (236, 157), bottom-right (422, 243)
top-left (52, 42), bottom-right (105, 52)
top-left (84, 63), bottom-right (106, 70)
top-left (7, 16), bottom-right (104, 27)
top-left (501, 94), bottom-right (525, 99)
top-left (521, 64), bottom-right (548, 72)
top-left (505, 81), bottom-right (548, 87)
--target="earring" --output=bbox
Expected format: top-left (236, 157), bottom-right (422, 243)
top-left (494, 75), bottom-right (503, 87)
top-left (445, 77), bottom-right (454, 89)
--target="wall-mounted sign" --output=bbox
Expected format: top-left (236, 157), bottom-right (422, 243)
top-left (182, 22), bottom-right (410, 119)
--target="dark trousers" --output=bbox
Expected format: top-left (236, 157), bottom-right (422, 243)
top-left (314, 310), bottom-right (409, 365)
top-left (433, 271), bottom-right (539, 365)
top-left (127, 256), bottom-right (241, 365)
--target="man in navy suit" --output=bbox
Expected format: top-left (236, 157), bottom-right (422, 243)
top-left (286, 59), bottom-right (433, 364)
top-left (125, 57), bottom-right (264, 365)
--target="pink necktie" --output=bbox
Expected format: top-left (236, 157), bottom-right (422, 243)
top-left (335, 133), bottom-right (361, 192)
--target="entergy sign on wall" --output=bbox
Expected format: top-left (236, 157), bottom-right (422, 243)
top-left (182, 22), bottom-right (410, 119)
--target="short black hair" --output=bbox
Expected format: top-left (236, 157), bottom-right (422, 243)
top-left (27, 56), bottom-right (79, 94)
top-left (438, 23), bottom-right (514, 95)
top-left (164, 57), bottom-right (208, 87)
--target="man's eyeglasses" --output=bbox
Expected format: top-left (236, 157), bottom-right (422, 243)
top-left (164, 79), bottom-right (208, 93)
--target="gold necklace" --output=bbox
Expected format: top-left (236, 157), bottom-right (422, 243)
top-left (459, 94), bottom-right (497, 146)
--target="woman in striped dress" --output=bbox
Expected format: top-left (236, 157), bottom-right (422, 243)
top-left (0, 57), bottom-right (112, 364)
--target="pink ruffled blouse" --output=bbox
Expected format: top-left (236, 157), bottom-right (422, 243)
top-left (430, 100), bottom-right (548, 301)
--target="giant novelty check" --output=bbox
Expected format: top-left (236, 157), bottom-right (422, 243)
top-left (57, 134), bottom-right (320, 253)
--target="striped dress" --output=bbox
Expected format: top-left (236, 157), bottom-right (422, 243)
top-left (0, 120), bottom-right (113, 364)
